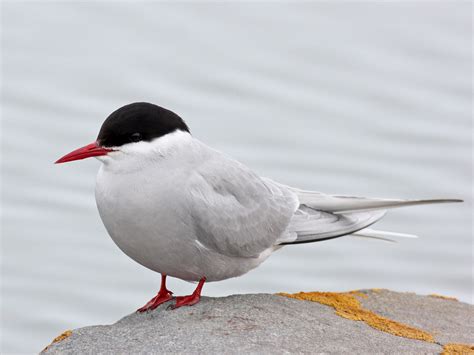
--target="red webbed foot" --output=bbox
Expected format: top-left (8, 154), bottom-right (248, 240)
top-left (137, 274), bottom-right (173, 312)
top-left (137, 291), bottom-right (173, 312)
top-left (169, 277), bottom-right (206, 310)
top-left (172, 293), bottom-right (201, 309)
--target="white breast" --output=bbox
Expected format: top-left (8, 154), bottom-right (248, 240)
top-left (94, 132), bottom-right (275, 282)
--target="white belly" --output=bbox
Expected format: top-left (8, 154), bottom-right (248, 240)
top-left (95, 164), bottom-right (272, 282)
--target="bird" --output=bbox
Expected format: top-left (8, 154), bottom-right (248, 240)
top-left (55, 102), bottom-right (462, 311)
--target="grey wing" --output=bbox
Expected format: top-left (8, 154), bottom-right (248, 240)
top-left (187, 156), bottom-right (299, 258)
top-left (259, 178), bottom-right (386, 244)
top-left (264, 179), bottom-right (460, 244)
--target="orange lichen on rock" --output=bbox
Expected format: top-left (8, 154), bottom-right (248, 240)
top-left (429, 294), bottom-right (458, 302)
top-left (42, 330), bottom-right (72, 352)
top-left (442, 343), bottom-right (474, 354)
top-left (278, 291), bottom-right (434, 343)
top-left (51, 330), bottom-right (72, 343)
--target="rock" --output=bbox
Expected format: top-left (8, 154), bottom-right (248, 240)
top-left (42, 290), bottom-right (473, 354)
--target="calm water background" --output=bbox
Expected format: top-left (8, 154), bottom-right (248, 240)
top-left (1, 2), bottom-right (472, 353)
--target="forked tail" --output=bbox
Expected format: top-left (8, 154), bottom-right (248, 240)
top-left (279, 191), bottom-right (462, 245)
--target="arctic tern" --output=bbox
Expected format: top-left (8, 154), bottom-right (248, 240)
top-left (56, 102), bottom-right (462, 310)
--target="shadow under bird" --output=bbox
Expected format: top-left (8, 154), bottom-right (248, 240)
top-left (55, 102), bottom-right (462, 310)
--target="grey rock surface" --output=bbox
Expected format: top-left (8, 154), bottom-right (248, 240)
top-left (358, 289), bottom-right (474, 345)
top-left (42, 291), bottom-right (473, 354)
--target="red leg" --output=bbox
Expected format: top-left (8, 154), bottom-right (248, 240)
top-left (137, 274), bottom-right (173, 312)
top-left (170, 277), bottom-right (206, 309)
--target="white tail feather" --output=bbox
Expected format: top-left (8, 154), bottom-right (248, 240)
top-left (349, 234), bottom-right (397, 243)
top-left (350, 228), bottom-right (419, 243)
top-left (353, 228), bottom-right (419, 239)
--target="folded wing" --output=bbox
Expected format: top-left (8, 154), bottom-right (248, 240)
top-left (188, 156), bottom-right (298, 258)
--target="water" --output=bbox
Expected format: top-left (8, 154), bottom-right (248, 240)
top-left (1, 2), bottom-right (472, 353)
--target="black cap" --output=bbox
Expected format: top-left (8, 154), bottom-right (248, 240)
top-left (97, 102), bottom-right (190, 147)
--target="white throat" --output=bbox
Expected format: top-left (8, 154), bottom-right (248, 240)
top-left (97, 130), bottom-right (193, 173)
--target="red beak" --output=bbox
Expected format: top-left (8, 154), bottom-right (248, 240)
top-left (55, 142), bottom-right (112, 164)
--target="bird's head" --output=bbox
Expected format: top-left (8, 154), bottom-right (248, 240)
top-left (55, 102), bottom-right (190, 165)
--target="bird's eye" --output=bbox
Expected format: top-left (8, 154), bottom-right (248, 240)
top-left (130, 133), bottom-right (142, 142)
